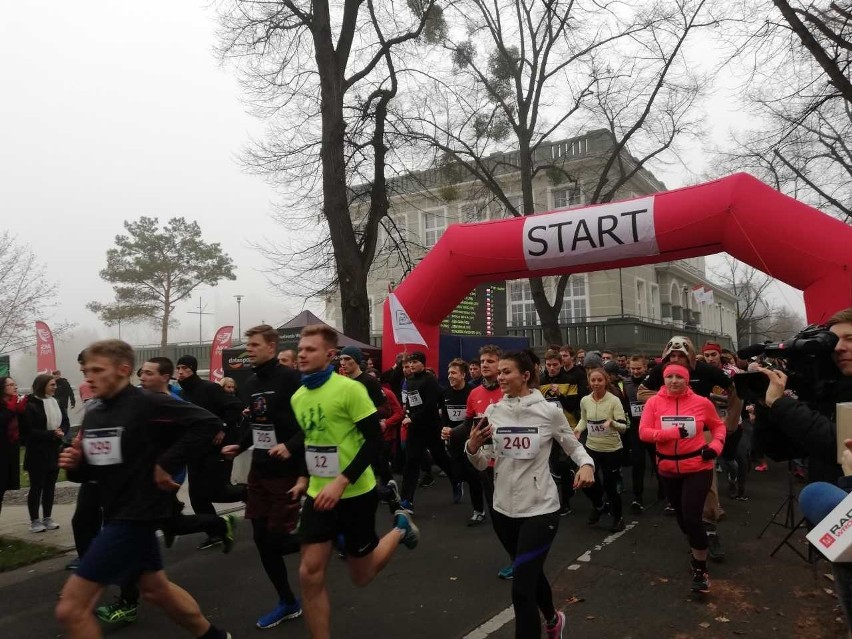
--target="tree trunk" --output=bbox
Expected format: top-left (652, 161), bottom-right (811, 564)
top-left (312, 2), bottom-right (372, 342)
top-left (160, 306), bottom-right (170, 349)
top-left (529, 277), bottom-right (563, 346)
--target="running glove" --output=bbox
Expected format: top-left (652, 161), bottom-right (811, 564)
top-left (700, 446), bottom-right (718, 461)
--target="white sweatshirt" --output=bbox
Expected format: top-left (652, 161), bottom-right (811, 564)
top-left (466, 389), bottom-right (594, 518)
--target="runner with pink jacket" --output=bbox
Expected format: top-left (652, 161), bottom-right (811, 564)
top-left (639, 363), bottom-right (726, 594)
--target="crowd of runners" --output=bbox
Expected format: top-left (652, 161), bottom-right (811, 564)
top-left (0, 324), bottom-right (777, 639)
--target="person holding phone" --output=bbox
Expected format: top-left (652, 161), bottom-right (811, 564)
top-left (639, 363), bottom-right (726, 594)
top-left (466, 351), bottom-right (594, 639)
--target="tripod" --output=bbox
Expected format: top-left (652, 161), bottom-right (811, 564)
top-left (758, 461), bottom-right (817, 565)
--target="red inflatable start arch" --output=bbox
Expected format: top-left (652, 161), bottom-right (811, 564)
top-left (381, 173), bottom-right (852, 368)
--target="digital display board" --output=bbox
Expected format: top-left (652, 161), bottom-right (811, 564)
top-left (440, 282), bottom-right (507, 336)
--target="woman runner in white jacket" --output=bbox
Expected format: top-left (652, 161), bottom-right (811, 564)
top-left (466, 351), bottom-right (595, 639)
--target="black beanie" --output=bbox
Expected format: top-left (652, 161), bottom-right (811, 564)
top-left (177, 355), bottom-right (198, 373)
top-left (407, 351), bottom-right (427, 364)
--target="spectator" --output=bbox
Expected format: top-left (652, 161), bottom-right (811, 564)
top-left (0, 376), bottom-right (26, 517)
top-left (52, 370), bottom-right (76, 413)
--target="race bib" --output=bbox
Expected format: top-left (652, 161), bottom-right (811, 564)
top-left (495, 426), bottom-right (541, 460)
top-left (587, 419), bottom-right (611, 436)
top-left (83, 427), bottom-right (123, 466)
top-left (306, 445), bottom-right (340, 478)
top-left (630, 402), bottom-right (644, 418)
top-left (661, 416), bottom-right (697, 437)
top-left (406, 390), bottom-right (423, 407)
top-left (252, 424), bottom-right (278, 450)
top-left (446, 405), bottom-right (465, 423)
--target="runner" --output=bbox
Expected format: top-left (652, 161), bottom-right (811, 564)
top-left (638, 363), bottom-right (726, 593)
top-left (399, 351), bottom-right (461, 512)
top-left (623, 355), bottom-right (661, 513)
top-left (440, 358), bottom-right (485, 524)
top-left (291, 324), bottom-right (419, 639)
top-left (574, 367), bottom-right (629, 532)
top-left (54, 339), bottom-right (231, 639)
top-left (465, 350), bottom-right (594, 639)
top-left (541, 349), bottom-right (581, 516)
top-left (220, 324), bottom-right (305, 630)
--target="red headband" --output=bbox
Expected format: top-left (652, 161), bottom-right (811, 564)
top-left (701, 342), bottom-right (722, 354)
top-left (663, 363), bottom-right (690, 382)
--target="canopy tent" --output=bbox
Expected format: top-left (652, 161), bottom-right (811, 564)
top-left (277, 310), bottom-right (378, 352)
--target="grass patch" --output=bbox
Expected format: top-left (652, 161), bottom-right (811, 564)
top-left (17, 448), bottom-right (67, 489)
top-left (0, 536), bottom-right (64, 572)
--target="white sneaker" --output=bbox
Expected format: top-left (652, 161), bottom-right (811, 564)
top-left (30, 520), bottom-right (46, 533)
top-left (42, 517), bottom-right (60, 530)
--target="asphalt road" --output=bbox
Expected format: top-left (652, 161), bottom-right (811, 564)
top-left (0, 464), bottom-right (844, 639)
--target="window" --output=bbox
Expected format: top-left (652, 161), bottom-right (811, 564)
top-left (380, 213), bottom-right (408, 248)
top-left (635, 278), bottom-right (647, 318)
top-left (508, 280), bottom-right (538, 326)
top-left (423, 209), bottom-right (446, 247)
top-left (459, 201), bottom-right (488, 223)
top-left (558, 274), bottom-right (588, 323)
top-left (552, 183), bottom-right (583, 209)
top-left (650, 283), bottom-right (660, 320)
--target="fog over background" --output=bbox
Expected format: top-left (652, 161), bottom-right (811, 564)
top-left (1, 1), bottom-right (806, 383)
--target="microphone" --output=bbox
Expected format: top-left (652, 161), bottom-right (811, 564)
top-left (736, 343), bottom-right (768, 359)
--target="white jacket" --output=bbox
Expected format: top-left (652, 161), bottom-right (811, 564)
top-left (466, 389), bottom-right (594, 518)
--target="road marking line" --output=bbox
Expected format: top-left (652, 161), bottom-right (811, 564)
top-left (464, 521), bottom-right (638, 638)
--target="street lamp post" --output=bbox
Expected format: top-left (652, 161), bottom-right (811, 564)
top-left (234, 295), bottom-right (244, 340)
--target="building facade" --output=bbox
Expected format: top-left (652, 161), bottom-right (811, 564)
top-left (325, 130), bottom-right (738, 354)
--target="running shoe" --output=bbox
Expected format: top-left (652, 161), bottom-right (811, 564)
top-left (664, 503), bottom-right (675, 515)
top-left (256, 599), bottom-right (302, 629)
top-left (610, 517), bottom-right (626, 533)
top-left (394, 509), bottom-right (420, 550)
top-left (30, 519), bottom-right (45, 533)
top-left (65, 557), bottom-right (80, 571)
top-left (545, 611), bottom-right (566, 639)
top-left (452, 482), bottom-right (464, 504)
top-left (221, 514), bottom-right (237, 554)
top-left (42, 517), bottom-right (60, 530)
top-left (96, 598), bottom-right (138, 624)
top-left (754, 462), bottom-right (768, 472)
top-left (468, 511), bottom-right (486, 526)
top-left (497, 566), bottom-right (514, 580)
top-left (630, 500), bottom-right (644, 514)
top-left (707, 533), bottom-right (725, 563)
top-left (691, 568), bottom-right (710, 593)
top-left (419, 474), bottom-right (435, 488)
top-left (197, 536), bottom-right (223, 551)
top-left (558, 505), bottom-right (573, 517)
top-left (399, 499), bottom-right (414, 515)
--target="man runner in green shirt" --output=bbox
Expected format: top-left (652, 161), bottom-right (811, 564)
top-left (290, 324), bottom-right (419, 639)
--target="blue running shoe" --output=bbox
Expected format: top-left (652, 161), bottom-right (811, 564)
top-left (497, 565), bottom-right (514, 580)
top-left (393, 509), bottom-right (420, 550)
top-left (256, 599), bottom-right (302, 629)
top-left (399, 499), bottom-right (414, 515)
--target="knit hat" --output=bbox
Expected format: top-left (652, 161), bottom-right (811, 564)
top-left (340, 346), bottom-right (364, 364)
top-left (407, 351), bottom-right (427, 364)
top-left (603, 360), bottom-right (621, 376)
top-left (701, 342), bottom-right (722, 354)
top-left (176, 355), bottom-right (198, 373)
top-left (583, 350), bottom-right (603, 370)
top-left (661, 336), bottom-right (696, 368)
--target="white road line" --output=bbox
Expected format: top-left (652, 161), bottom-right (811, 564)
top-left (463, 521), bottom-right (638, 638)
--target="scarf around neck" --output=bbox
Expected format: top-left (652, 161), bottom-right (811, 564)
top-left (302, 365), bottom-right (334, 390)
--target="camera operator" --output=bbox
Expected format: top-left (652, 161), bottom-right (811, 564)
top-left (755, 307), bottom-right (852, 484)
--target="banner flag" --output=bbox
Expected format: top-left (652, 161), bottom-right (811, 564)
top-left (35, 321), bottom-right (57, 374)
top-left (209, 325), bottom-right (234, 382)
top-left (388, 293), bottom-right (426, 346)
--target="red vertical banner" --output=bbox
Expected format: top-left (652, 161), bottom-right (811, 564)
top-left (35, 321), bottom-right (57, 374)
top-left (209, 325), bottom-right (234, 382)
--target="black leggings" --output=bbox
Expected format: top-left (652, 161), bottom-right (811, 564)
top-left (582, 449), bottom-right (622, 519)
top-left (491, 510), bottom-right (559, 638)
top-left (402, 428), bottom-right (458, 502)
top-left (630, 425), bottom-right (661, 501)
top-left (27, 466), bottom-right (59, 520)
top-left (252, 518), bottom-right (300, 604)
top-left (660, 470), bottom-right (713, 550)
top-left (451, 454), bottom-right (484, 512)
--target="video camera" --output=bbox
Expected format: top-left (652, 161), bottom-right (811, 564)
top-left (733, 324), bottom-right (839, 404)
